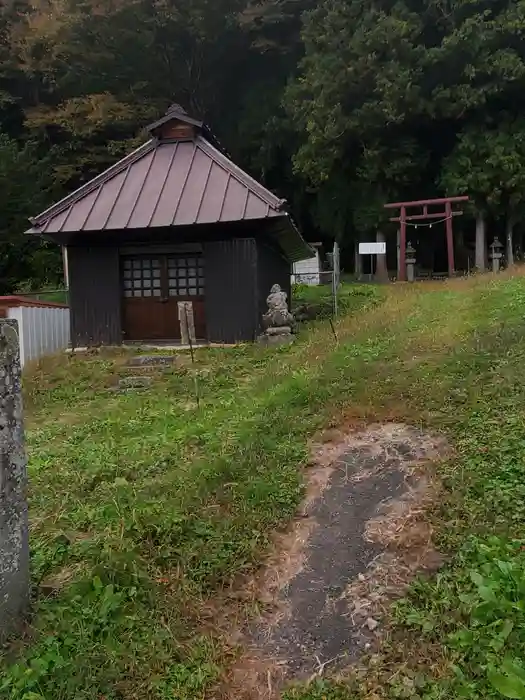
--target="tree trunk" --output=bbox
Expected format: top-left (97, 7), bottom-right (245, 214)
top-left (475, 213), bottom-right (486, 271)
top-left (375, 231), bottom-right (388, 282)
top-left (354, 237), bottom-right (362, 280)
top-left (506, 216), bottom-right (515, 267)
top-left (456, 228), bottom-right (466, 271)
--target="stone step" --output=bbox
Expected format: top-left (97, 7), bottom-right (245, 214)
top-left (126, 355), bottom-right (180, 368)
top-left (119, 364), bottom-right (171, 375)
top-left (110, 375), bottom-right (154, 393)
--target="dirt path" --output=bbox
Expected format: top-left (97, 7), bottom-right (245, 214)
top-left (232, 424), bottom-right (450, 696)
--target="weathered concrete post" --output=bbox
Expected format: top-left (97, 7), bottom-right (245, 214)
top-left (0, 320), bottom-right (29, 640)
top-left (406, 241), bottom-right (417, 282)
top-left (490, 237), bottom-right (503, 273)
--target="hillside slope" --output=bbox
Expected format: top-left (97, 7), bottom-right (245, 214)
top-left (2, 274), bottom-right (525, 700)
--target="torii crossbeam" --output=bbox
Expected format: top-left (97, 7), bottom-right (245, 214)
top-left (384, 196), bottom-right (469, 281)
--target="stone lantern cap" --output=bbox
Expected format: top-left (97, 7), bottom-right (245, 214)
top-left (490, 236), bottom-right (503, 256)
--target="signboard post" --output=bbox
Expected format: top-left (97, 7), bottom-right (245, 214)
top-left (359, 242), bottom-right (386, 256)
top-left (332, 241), bottom-right (340, 318)
top-left (359, 241), bottom-right (387, 281)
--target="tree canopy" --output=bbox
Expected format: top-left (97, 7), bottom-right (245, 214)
top-left (2, 0), bottom-right (525, 290)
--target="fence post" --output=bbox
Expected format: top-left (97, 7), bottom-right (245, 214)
top-left (332, 241), bottom-right (340, 318)
top-left (0, 320), bottom-right (29, 640)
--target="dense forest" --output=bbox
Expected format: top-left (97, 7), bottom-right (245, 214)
top-left (2, 0), bottom-right (525, 292)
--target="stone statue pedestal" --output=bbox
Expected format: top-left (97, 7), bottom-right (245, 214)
top-left (258, 328), bottom-right (295, 346)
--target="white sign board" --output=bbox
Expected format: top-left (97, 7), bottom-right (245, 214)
top-left (359, 242), bottom-right (386, 255)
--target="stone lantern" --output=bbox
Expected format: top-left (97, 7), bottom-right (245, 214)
top-left (406, 241), bottom-right (417, 282)
top-left (489, 237), bottom-right (503, 273)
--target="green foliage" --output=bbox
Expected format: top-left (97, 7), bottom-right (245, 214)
top-left (292, 282), bottom-right (380, 320)
top-left (5, 0), bottom-right (525, 288)
top-left (0, 0), bottom-right (308, 292)
top-left (393, 537), bottom-right (525, 698)
top-left (441, 117), bottom-right (525, 218)
top-left (0, 133), bottom-right (61, 292)
top-left (286, 0), bottom-right (525, 237)
top-left (283, 680), bottom-right (356, 699)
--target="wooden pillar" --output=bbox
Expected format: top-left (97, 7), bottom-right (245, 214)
top-left (399, 207), bottom-right (407, 281)
top-left (445, 201), bottom-right (455, 277)
top-left (62, 246), bottom-right (70, 289)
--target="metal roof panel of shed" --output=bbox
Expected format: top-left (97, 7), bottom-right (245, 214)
top-left (28, 104), bottom-right (314, 261)
top-left (30, 136), bottom-right (289, 232)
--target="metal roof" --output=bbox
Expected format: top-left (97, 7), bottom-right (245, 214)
top-left (28, 136), bottom-right (290, 235)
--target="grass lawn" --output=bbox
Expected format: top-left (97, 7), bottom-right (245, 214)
top-left (3, 273), bottom-right (525, 700)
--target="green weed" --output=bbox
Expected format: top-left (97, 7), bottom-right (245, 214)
top-left (292, 282), bottom-right (378, 319)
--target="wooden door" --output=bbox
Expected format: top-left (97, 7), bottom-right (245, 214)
top-left (121, 254), bottom-right (206, 342)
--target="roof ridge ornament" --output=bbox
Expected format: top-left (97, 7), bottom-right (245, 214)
top-left (166, 103), bottom-right (188, 116)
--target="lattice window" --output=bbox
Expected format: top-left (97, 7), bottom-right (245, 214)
top-left (167, 256), bottom-right (205, 297)
top-left (122, 257), bottom-right (162, 298)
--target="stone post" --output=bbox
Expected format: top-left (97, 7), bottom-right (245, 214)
top-left (490, 237), bottom-right (503, 273)
top-left (0, 320), bottom-right (29, 641)
top-left (406, 241), bottom-right (417, 282)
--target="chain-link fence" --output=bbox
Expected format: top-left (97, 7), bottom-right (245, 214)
top-left (292, 241), bottom-right (341, 323)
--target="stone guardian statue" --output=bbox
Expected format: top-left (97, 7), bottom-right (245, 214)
top-left (259, 284), bottom-right (295, 345)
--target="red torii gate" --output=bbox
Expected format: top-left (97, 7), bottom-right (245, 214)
top-left (384, 196), bottom-right (469, 281)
